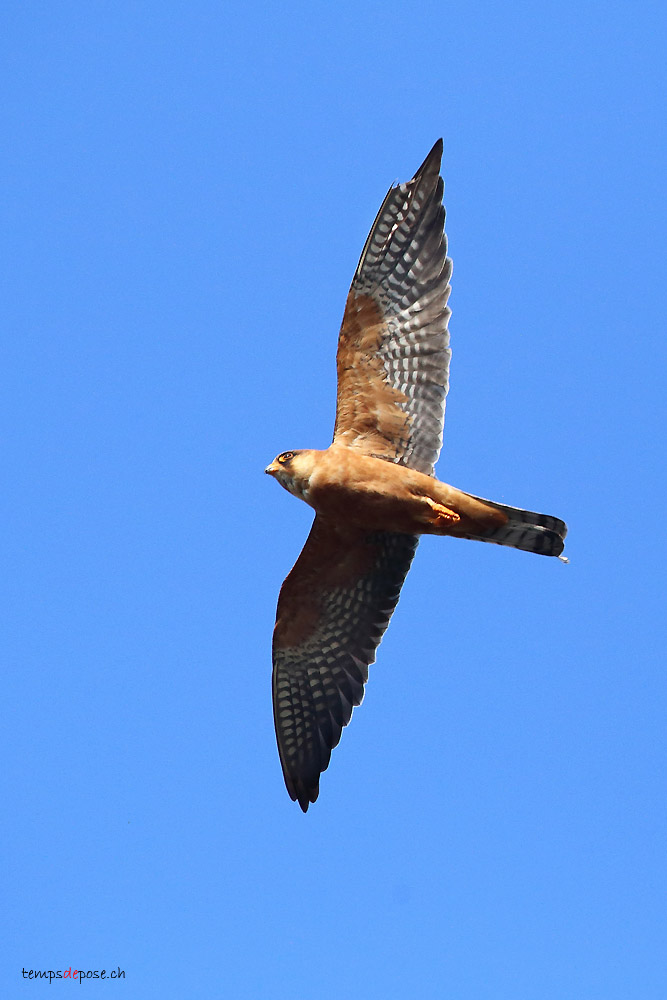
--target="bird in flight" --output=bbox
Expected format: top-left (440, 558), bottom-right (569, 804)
top-left (265, 140), bottom-right (567, 811)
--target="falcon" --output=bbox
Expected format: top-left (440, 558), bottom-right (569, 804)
top-left (265, 140), bottom-right (567, 811)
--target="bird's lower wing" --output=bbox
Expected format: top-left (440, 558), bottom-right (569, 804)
top-left (272, 516), bottom-right (418, 811)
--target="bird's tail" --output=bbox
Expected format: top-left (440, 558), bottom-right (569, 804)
top-left (455, 493), bottom-right (567, 558)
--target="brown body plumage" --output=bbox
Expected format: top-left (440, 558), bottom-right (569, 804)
top-left (266, 140), bottom-right (567, 811)
top-left (267, 445), bottom-right (508, 537)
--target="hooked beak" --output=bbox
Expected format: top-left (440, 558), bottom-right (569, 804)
top-left (265, 462), bottom-right (278, 476)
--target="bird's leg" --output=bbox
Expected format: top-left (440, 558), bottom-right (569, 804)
top-left (422, 497), bottom-right (461, 530)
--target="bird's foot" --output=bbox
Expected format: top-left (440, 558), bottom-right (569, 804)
top-left (424, 498), bottom-right (461, 529)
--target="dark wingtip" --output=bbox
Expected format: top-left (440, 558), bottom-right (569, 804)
top-left (287, 776), bottom-right (319, 813)
top-left (297, 784), bottom-right (318, 812)
top-left (413, 138), bottom-right (443, 179)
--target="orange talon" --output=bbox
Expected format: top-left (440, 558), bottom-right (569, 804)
top-left (425, 497), bottom-right (460, 527)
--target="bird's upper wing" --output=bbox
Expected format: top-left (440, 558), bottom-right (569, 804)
top-left (333, 139), bottom-right (452, 477)
top-left (272, 515), bottom-right (418, 811)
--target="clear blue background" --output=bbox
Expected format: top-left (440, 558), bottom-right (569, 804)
top-left (2, 2), bottom-right (665, 997)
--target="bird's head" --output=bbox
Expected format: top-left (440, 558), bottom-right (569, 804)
top-left (264, 450), bottom-right (312, 501)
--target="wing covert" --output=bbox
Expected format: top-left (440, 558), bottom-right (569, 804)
top-left (272, 516), bottom-right (418, 811)
top-left (334, 139), bottom-right (452, 476)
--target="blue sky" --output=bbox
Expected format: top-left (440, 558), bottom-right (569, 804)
top-left (2, 2), bottom-right (666, 997)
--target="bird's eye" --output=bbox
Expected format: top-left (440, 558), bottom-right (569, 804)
top-left (278, 452), bottom-right (294, 464)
